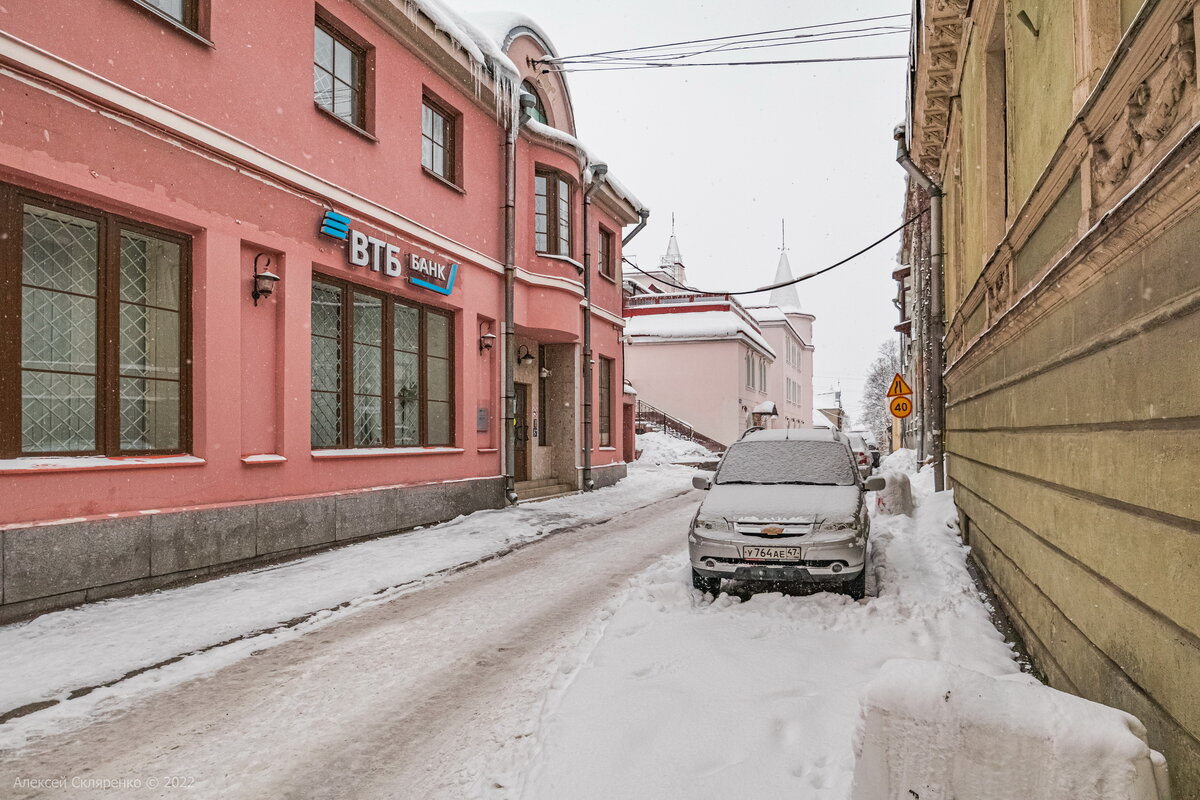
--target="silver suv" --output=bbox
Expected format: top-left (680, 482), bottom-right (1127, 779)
top-left (688, 429), bottom-right (884, 599)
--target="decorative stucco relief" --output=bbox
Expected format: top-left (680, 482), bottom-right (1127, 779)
top-left (1092, 14), bottom-right (1196, 201)
top-left (985, 261), bottom-right (1013, 322)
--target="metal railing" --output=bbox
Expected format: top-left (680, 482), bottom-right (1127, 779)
top-left (634, 399), bottom-right (726, 453)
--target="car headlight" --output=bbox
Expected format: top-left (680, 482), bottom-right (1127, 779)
top-left (820, 520), bottom-right (857, 531)
top-left (694, 515), bottom-right (732, 532)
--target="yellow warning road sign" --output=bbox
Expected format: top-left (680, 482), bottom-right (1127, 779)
top-left (890, 396), bottom-right (914, 419)
top-left (886, 373), bottom-right (913, 397)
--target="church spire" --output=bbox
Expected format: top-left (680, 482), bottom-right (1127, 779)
top-left (660, 215), bottom-right (686, 286)
top-left (769, 247), bottom-right (802, 312)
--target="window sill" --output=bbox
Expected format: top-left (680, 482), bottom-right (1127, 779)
top-left (312, 446), bottom-right (464, 459)
top-left (537, 253), bottom-right (584, 272)
top-left (598, 446), bottom-right (617, 451)
top-left (241, 454), bottom-right (287, 465)
top-left (0, 455), bottom-right (205, 475)
top-left (124, 0), bottom-right (213, 47)
top-left (422, 167), bottom-right (465, 194)
top-left (314, 104), bottom-right (378, 143)
top-left (599, 271), bottom-right (618, 284)
top-left (476, 447), bottom-right (500, 454)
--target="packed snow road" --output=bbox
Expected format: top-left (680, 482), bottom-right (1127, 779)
top-left (1, 489), bottom-right (701, 799)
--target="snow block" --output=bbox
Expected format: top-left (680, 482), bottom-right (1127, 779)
top-left (874, 470), bottom-right (914, 517)
top-left (851, 659), bottom-right (1171, 800)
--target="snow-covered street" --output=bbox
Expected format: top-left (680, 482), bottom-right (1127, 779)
top-left (0, 450), bottom-right (1030, 799)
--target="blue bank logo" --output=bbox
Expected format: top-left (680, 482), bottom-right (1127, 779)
top-left (319, 210), bottom-right (351, 240)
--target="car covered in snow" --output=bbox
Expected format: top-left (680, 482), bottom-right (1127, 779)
top-left (688, 428), bottom-right (885, 599)
top-left (846, 432), bottom-right (875, 479)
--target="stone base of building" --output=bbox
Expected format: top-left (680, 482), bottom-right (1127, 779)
top-left (589, 461), bottom-right (628, 489)
top-left (0, 477), bottom-right (505, 624)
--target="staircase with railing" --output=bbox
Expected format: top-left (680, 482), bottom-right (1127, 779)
top-left (634, 399), bottom-right (726, 454)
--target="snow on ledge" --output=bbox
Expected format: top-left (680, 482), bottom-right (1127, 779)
top-left (0, 455), bottom-right (205, 474)
top-left (240, 454), bottom-right (287, 465)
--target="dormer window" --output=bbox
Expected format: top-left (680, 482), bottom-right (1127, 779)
top-left (521, 80), bottom-right (548, 125)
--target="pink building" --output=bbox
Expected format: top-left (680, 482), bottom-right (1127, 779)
top-left (624, 238), bottom-right (815, 447)
top-left (0, 0), bottom-right (646, 619)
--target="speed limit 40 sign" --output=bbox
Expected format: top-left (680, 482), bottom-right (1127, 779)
top-left (890, 395), bottom-right (913, 419)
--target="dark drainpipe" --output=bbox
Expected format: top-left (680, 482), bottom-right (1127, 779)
top-left (581, 162), bottom-right (607, 491)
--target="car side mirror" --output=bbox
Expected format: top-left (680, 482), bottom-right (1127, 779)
top-left (864, 476), bottom-right (886, 492)
top-left (692, 475), bottom-right (712, 491)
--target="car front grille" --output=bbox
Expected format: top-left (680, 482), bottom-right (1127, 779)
top-left (734, 521), bottom-right (813, 538)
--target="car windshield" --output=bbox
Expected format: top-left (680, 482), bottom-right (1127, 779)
top-left (715, 440), bottom-right (856, 486)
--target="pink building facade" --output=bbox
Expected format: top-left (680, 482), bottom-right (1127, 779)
top-left (0, 0), bottom-right (644, 619)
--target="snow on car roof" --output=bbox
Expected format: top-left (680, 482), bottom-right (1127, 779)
top-left (740, 428), bottom-right (843, 443)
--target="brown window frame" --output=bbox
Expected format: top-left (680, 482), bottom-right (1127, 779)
top-left (598, 356), bottom-right (613, 447)
top-left (0, 183), bottom-right (193, 459)
top-left (421, 93), bottom-right (462, 188)
top-left (314, 14), bottom-right (371, 134)
top-left (597, 226), bottom-right (615, 280)
top-left (310, 275), bottom-right (456, 450)
top-left (534, 168), bottom-right (574, 257)
top-left (125, 0), bottom-right (210, 40)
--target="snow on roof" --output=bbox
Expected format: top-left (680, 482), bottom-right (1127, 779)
top-left (403, 0), bottom-right (520, 79)
top-left (753, 400), bottom-right (778, 415)
top-left (625, 310), bottom-right (775, 357)
top-left (742, 428), bottom-right (842, 442)
top-left (467, 11), bottom-right (560, 57)
top-left (523, 119), bottom-right (647, 213)
top-left (769, 250), bottom-right (802, 311)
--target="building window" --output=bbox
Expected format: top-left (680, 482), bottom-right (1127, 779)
top-left (314, 19), bottom-right (365, 129)
top-left (745, 350), bottom-right (754, 389)
top-left (422, 97), bottom-right (458, 184)
top-left (521, 80), bottom-right (547, 125)
top-left (598, 227), bottom-right (615, 279)
top-left (311, 278), bottom-right (454, 449)
top-left (598, 357), bottom-right (613, 447)
top-left (1, 187), bottom-right (189, 458)
top-left (759, 358), bottom-right (767, 391)
top-left (535, 170), bottom-right (572, 256)
top-left (130, 0), bottom-right (201, 32)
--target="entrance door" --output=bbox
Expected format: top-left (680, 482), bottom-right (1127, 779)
top-left (514, 383), bottom-right (531, 482)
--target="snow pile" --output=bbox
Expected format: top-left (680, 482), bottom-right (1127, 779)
top-left (512, 463), bottom-right (1024, 798)
top-left (0, 462), bottom-right (696, 748)
top-left (851, 659), bottom-right (1170, 800)
top-left (879, 446), bottom-right (919, 475)
top-left (635, 431), bottom-right (714, 465)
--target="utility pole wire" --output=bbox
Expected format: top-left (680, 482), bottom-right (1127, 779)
top-left (538, 13), bottom-right (909, 62)
top-left (545, 54), bottom-right (907, 73)
top-left (556, 30), bottom-right (908, 65)
top-left (622, 208), bottom-right (927, 297)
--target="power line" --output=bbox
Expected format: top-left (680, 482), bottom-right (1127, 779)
top-left (546, 54), bottom-right (906, 73)
top-left (622, 208), bottom-right (927, 296)
top-left (540, 13), bottom-right (909, 62)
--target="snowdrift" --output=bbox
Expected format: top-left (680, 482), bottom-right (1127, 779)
top-left (851, 659), bottom-right (1171, 800)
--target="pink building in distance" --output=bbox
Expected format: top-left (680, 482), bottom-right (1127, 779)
top-left (624, 236), bottom-right (814, 447)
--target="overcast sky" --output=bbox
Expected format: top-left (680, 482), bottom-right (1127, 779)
top-left (454, 0), bottom-right (912, 425)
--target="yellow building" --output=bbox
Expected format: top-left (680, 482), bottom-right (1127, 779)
top-left (902, 0), bottom-right (1200, 794)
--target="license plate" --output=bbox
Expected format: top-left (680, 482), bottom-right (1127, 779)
top-left (742, 546), bottom-right (803, 561)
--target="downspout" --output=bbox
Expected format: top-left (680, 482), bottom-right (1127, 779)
top-left (622, 208), bottom-right (650, 246)
top-left (581, 163), bottom-right (608, 491)
top-left (502, 96), bottom-right (533, 504)
top-left (894, 125), bottom-right (946, 492)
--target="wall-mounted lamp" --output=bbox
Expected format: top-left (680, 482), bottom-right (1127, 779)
top-left (516, 345), bottom-right (536, 366)
top-left (252, 254), bottom-right (280, 306)
top-left (539, 367), bottom-right (552, 379)
top-left (479, 322), bottom-right (497, 352)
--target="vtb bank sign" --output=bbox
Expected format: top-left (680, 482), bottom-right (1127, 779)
top-left (319, 211), bottom-right (458, 296)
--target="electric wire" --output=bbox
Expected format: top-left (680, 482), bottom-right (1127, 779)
top-left (544, 54), bottom-right (907, 73)
top-left (541, 13), bottom-right (910, 62)
top-left (554, 28), bottom-right (908, 64)
top-left (622, 208), bottom-right (927, 297)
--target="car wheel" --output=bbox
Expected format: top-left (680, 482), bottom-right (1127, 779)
top-left (842, 567), bottom-right (867, 600)
top-left (692, 568), bottom-right (721, 596)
